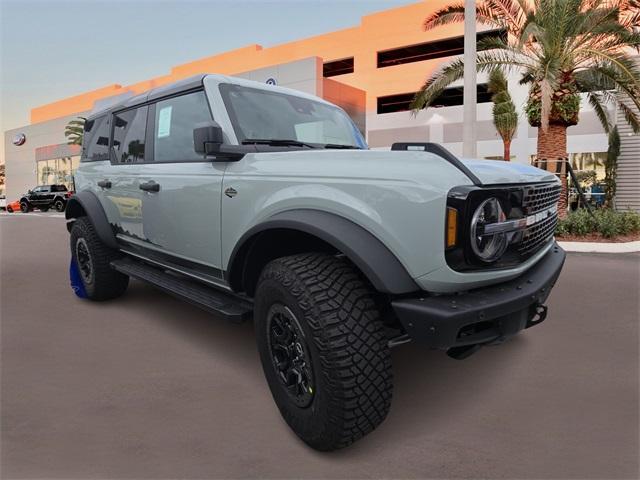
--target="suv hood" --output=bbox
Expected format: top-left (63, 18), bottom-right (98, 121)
top-left (460, 158), bottom-right (558, 185)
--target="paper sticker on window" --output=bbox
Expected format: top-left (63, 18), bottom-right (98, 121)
top-left (157, 106), bottom-right (172, 138)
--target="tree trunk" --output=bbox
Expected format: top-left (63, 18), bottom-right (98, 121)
top-left (503, 139), bottom-right (511, 161)
top-left (537, 124), bottom-right (569, 218)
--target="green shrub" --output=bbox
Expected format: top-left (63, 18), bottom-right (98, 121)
top-left (555, 208), bottom-right (640, 238)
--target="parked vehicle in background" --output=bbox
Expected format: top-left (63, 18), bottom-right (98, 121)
top-left (66, 74), bottom-right (566, 451)
top-left (0, 195), bottom-right (6, 210)
top-left (20, 185), bottom-right (72, 213)
top-left (5, 200), bottom-right (21, 213)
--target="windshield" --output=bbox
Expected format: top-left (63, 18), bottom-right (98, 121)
top-left (219, 83), bottom-right (367, 149)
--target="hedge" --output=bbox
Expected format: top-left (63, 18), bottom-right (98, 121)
top-left (555, 208), bottom-right (640, 238)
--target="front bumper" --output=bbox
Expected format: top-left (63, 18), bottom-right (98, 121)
top-left (392, 242), bottom-right (566, 350)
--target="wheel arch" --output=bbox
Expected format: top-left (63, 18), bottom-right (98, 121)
top-left (65, 191), bottom-right (118, 249)
top-left (227, 209), bottom-right (419, 296)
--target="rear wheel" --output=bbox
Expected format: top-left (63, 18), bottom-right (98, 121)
top-left (255, 253), bottom-right (393, 451)
top-left (70, 217), bottom-right (129, 300)
top-left (6, 206), bottom-right (13, 213)
top-left (54, 199), bottom-right (65, 212)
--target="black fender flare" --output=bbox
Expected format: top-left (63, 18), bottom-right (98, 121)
top-left (65, 191), bottom-right (118, 249)
top-left (228, 209), bottom-right (419, 295)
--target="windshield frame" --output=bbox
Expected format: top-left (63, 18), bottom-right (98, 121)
top-left (218, 83), bottom-right (367, 150)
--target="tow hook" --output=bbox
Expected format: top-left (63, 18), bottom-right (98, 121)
top-left (446, 344), bottom-right (482, 360)
top-left (526, 304), bottom-right (548, 329)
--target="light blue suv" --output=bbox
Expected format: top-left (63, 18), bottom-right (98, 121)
top-left (67, 74), bottom-right (565, 451)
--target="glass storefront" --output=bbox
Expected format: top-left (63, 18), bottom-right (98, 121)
top-left (36, 156), bottom-right (80, 190)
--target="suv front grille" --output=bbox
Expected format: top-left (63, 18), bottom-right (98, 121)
top-left (518, 183), bottom-right (561, 256)
top-left (522, 183), bottom-right (561, 215)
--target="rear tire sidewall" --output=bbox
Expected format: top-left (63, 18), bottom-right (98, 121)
top-left (54, 199), bottom-right (65, 212)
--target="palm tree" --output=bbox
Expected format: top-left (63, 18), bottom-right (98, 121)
top-left (411, 0), bottom-right (640, 211)
top-left (487, 68), bottom-right (518, 160)
top-left (64, 117), bottom-right (86, 146)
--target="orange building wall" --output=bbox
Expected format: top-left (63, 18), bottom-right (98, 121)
top-left (31, 0), bottom-right (465, 124)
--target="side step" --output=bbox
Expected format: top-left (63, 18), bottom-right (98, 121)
top-left (111, 257), bottom-right (253, 323)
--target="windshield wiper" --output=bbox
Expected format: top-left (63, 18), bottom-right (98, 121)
top-left (323, 144), bottom-right (360, 149)
top-left (242, 138), bottom-right (316, 148)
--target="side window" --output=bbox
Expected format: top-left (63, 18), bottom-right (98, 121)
top-left (153, 91), bottom-right (212, 162)
top-left (112, 106), bottom-right (148, 164)
top-left (83, 115), bottom-right (110, 162)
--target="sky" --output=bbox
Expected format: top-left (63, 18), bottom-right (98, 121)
top-left (0, 0), bottom-right (411, 163)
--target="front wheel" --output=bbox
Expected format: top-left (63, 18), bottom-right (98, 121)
top-left (20, 202), bottom-right (30, 213)
top-left (70, 217), bottom-right (129, 300)
top-left (255, 253), bottom-right (393, 451)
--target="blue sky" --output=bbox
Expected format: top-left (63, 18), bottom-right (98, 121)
top-left (1, 0), bottom-right (410, 136)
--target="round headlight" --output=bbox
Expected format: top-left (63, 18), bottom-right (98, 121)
top-left (470, 197), bottom-right (509, 262)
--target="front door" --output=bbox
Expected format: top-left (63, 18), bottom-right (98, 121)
top-left (136, 90), bottom-right (225, 281)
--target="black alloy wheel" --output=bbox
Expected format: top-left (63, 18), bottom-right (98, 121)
top-left (266, 303), bottom-right (315, 408)
top-left (75, 237), bottom-right (94, 285)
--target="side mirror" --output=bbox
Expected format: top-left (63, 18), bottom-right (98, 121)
top-left (194, 121), bottom-right (223, 155)
top-left (193, 121), bottom-right (245, 162)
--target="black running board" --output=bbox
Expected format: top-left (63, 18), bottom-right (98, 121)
top-left (110, 258), bottom-right (253, 323)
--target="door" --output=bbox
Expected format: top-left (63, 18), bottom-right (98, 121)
top-left (102, 106), bottom-right (148, 241)
top-left (29, 186), bottom-right (46, 205)
top-left (136, 91), bottom-right (226, 279)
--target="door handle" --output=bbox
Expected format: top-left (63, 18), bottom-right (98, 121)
top-left (139, 181), bottom-right (160, 192)
top-left (97, 180), bottom-right (112, 189)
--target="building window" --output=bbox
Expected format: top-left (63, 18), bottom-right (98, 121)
top-left (377, 29), bottom-right (506, 68)
top-left (323, 57), bottom-right (354, 77)
top-left (377, 84), bottom-right (491, 114)
top-left (36, 156), bottom-right (80, 190)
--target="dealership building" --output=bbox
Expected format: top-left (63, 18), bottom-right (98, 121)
top-left (4, 0), bottom-right (639, 210)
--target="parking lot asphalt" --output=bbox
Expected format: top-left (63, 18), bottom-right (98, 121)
top-left (1, 214), bottom-right (638, 479)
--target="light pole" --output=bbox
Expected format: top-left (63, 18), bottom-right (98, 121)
top-left (463, 0), bottom-right (477, 158)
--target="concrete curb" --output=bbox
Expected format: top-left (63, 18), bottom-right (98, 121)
top-left (558, 240), bottom-right (640, 253)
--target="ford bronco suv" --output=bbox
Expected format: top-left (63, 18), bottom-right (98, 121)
top-left (66, 74), bottom-right (565, 451)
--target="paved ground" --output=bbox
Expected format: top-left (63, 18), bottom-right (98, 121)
top-left (1, 214), bottom-right (638, 479)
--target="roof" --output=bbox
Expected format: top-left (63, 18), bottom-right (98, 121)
top-left (88, 74), bottom-right (207, 119)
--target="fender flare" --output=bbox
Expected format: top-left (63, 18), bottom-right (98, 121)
top-left (65, 191), bottom-right (118, 249)
top-left (228, 209), bottom-right (419, 295)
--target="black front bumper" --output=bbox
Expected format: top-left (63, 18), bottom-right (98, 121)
top-left (392, 242), bottom-right (566, 350)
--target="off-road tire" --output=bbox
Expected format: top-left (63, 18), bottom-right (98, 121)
top-left (255, 253), bottom-right (393, 451)
top-left (20, 202), bottom-right (30, 213)
top-left (54, 199), bottom-right (65, 212)
top-left (70, 216), bottom-right (129, 300)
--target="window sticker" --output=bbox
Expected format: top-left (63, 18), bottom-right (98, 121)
top-left (157, 106), bottom-right (172, 138)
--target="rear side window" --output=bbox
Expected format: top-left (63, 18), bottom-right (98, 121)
top-left (153, 91), bottom-right (212, 162)
top-left (82, 116), bottom-right (110, 162)
top-left (51, 185), bottom-right (68, 192)
top-left (112, 106), bottom-right (148, 163)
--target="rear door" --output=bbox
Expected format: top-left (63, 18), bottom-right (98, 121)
top-left (136, 90), bottom-right (225, 280)
top-left (103, 105), bottom-right (149, 241)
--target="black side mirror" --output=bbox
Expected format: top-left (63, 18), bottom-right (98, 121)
top-left (193, 121), bottom-right (245, 162)
top-left (194, 121), bottom-right (224, 155)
